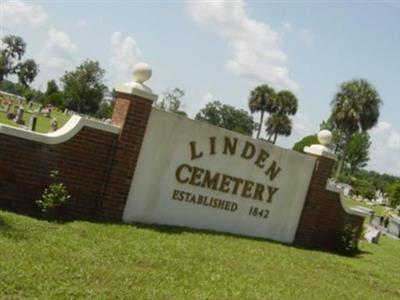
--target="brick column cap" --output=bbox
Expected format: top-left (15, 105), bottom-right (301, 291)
top-left (115, 62), bottom-right (158, 102)
top-left (116, 84), bottom-right (158, 102)
top-left (304, 130), bottom-right (337, 160)
top-left (304, 144), bottom-right (336, 160)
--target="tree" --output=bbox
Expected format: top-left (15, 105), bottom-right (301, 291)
top-left (42, 80), bottom-right (65, 107)
top-left (330, 79), bottom-right (382, 179)
top-left (265, 114), bottom-right (292, 143)
top-left (323, 119), bottom-right (371, 176)
top-left (95, 100), bottom-right (115, 119)
top-left (155, 87), bottom-right (186, 115)
top-left (16, 59), bottom-right (39, 87)
top-left (0, 35), bottom-right (26, 82)
top-left (388, 182), bottom-right (400, 208)
top-left (248, 84), bottom-right (276, 139)
top-left (345, 132), bottom-right (371, 173)
top-left (23, 88), bottom-right (36, 103)
top-left (265, 90), bottom-right (298, 144)
top-left (353, 178), bottom-right (376, 200)
top-left (0, 79), bottom-right (25, 96)
top-left (0, 35), bottom-right (38, 86)
top-left (196, 101), bottom-right (255, 136)
top-left (61, 60), bottom-right (108, 114)
top-left (292, 134), bottom-right (318, 153)
top-left (45, 80), bottom-right (59, 96)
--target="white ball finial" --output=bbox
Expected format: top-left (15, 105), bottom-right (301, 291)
top-left (133, 62), bottom-right (152, 84)
top-left (318, 129), bottom-right (333, 146)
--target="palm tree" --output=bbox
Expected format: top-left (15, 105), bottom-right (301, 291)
top-left (248, 84), bottom-right (276, 139)
top-left (265, 90), bottom-right (298, 144)
top-left (275, 90), bottom-right (298, 115)
top-left (265, 114), bottom-right (292, 144)
top-left (330, 79), bottom-right (382, 179)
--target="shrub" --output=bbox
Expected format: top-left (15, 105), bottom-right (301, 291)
top-left (292, 135), bottom-right (318, 153)
top-left (36, 170), bottom-right (70, 216)
top-left (339, 224), bottom-right (360, 255)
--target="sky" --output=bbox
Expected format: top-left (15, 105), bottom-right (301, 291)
top-left (1, 0), bottom-right (400, 175)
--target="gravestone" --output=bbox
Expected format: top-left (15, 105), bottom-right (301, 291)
top-left (387, 216), bottom-right (400, 237)
top-left (50, 118), bottom-right (58, 131)
top-left (365, 225), bottom-right (381, 243)
top-left (4, 103), bottom-right (11, 113)
top-left (29, 115), bottom-right (37, 131)
top-left (15, 107), bottom-right (25, 125)
top-left (370, 214), bottom-right (382, 226)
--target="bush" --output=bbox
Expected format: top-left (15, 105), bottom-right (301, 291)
top-left (36, 170), bottom-right (70, 216)
top-left (292, 135), bottom-right (318, 153)
top-left (339, 224), bottom-right (360, 255)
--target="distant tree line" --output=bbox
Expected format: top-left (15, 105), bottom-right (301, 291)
top-left (0, 35), bottom-right (114, 119)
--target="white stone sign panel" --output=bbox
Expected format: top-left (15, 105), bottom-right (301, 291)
top-left (123, 109), bottom-right (316, 243)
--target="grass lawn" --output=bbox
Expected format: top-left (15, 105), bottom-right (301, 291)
top-left (0, 102), bottom-right (70, 133)
top-left (345, 197), bottom-right (388, 216)
top-left (1, 210), bottom-right (399, 299)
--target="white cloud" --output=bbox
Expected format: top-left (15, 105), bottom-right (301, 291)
top-left (186, 0), bottom-right (298, 92)
top-left (291, 113), bottom-right (316, 139)
top-left (109, 31), bottom-right (142, 86)
top-left (368, 121), bottom-right (400, 176)
top-left (36, 28), bottom-right (78, 70)
top-left (1, 0), bottom-right (47, 30)
top-left (185, 92), bottom-right (216, 118)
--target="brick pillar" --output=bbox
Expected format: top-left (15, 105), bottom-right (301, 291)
top-left (293, 137), bottom-right (366, 251)
top-left (294, 153), bottom-right (335, 248)
top-left (101, 63), bottom-right (157, 219)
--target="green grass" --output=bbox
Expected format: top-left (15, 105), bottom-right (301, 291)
top-left (0, 102), bottom-right (70, 133)
top-left (1, 210), bottom-right (399, 299)
top-left (345, 197), bottom-right (388, 215)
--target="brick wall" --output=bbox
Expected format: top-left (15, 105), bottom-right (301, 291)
top-left (0, 127), bottom-right (118, 219)
top-left (294, 155), bottom-right (364, 251)
top-left (102, 92), bottom-right (153, 219)
top-left (0, 92), bottom-right (153, 220)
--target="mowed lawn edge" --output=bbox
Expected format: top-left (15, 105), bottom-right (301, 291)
top-left (0, 210), bottom-right (399, 300)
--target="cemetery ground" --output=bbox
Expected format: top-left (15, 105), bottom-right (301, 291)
top-left (345, 197), bottom-right (387, 216)
top-left (0, 101), bottom-right (70, 133)
top-left (1, 210), bottom-right (399, 299)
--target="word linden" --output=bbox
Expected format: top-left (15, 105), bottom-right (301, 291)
top-left (174, 136), bottom-right (282, 203)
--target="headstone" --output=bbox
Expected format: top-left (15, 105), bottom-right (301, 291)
top-left (4, 103), bottom-right (11, 113)
top-left (50, 118), bottom-right (58, 131)
top-left (364, 225), bottom-right (381, 243)
top-left (387, 216), bottom-right (400, 237)
top-left (29, 115), bottom-right (37, 131)
top-left (15, 107), bottom-right (25, 125)
top-left (370, 214), bottom-right (382, 226)
top-left (64, 109), bottom-right (68, 115)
